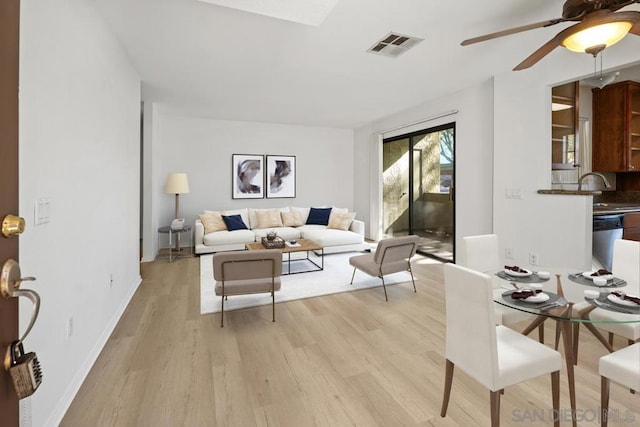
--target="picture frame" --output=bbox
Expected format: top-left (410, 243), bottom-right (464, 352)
top-left (266, 155), bottom-right (296, 198)
top-left (232, 154), bottom-right (264, 199)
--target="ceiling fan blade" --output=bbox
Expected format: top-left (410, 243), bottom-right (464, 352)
top-left (461, 18), bottom-right (565, 46)
top-left (631, 22), bottom-right (640, 36)
top-left (513, 38), bottom-right (561, 71)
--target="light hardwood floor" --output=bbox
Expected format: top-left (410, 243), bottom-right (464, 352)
top-left (62, 255), bottom-right (638, 426)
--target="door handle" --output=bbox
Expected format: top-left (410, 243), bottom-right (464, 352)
top-left (1, 259), bottom-right (39, 344)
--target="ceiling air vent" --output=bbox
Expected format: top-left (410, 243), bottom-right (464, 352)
top-left (367, 32), bottom-right (423, 58)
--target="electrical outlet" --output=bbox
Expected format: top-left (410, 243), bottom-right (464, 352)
top-left (529, 252), bottom-right (539, 266)
top-left (66, 316), bottom-right (74, 339)
top-left (505, 248), bottom-right (514, 259)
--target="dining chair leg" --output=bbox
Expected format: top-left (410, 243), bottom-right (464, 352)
top-left (551, 371), bottom-right (560, 427)
top-left (601, 375), bottom-right (610, 427)
top-left (489, 390), bottom-right (501, 427)
top-left (350, 267), bottom-right (357, 284)
top-left (271, 292), bottom-right (275, 322)
top-left (440, 359), bottom-right (454, 417)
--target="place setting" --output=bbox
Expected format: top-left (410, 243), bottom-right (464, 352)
top-left (495, 265), bottom-right (551, 283)
top-left (567, 268), bottom-right (627, 288)
top-left (584, 289), bottom-right (640, 314)
top-left (501, 282), bottom-right (566, 310)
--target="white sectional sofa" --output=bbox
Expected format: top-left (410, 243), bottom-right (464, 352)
top-left (194, 206), bottom-right (369, 255)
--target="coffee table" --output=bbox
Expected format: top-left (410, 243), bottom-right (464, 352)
top-left (245, 238), bottom-right (324, 275)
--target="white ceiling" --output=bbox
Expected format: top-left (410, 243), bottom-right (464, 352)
top-left (92, 0), bottom-right (640, 128)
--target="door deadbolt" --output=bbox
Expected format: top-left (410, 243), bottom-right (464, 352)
top-left (2, 214), bottom-right (25, 238)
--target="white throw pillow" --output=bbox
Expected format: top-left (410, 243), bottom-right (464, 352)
top-left (281, 211), bottom-right (303, 227)
top-left (327, 212), bottom-right (356, 231)
top-left (198, 212), bottom-right (227, 234)
top-left (290, 207), bottom-right (311, 224)
top-left (255, 209), bottom-right (284, 228)
top-left (248, 207), bottom-right (288, 229)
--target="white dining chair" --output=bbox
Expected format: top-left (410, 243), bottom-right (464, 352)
top-left (599, 343), bottom-right (640, 427)
top-left (441, 263), bottom-right (562, 427)
top-left (462, 234), bottom-right (544, 342)
top-left (575, 239), bottom-right (640, 359)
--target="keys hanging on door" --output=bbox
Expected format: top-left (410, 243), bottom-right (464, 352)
top-left (1, 259), bottom-right (43, 399)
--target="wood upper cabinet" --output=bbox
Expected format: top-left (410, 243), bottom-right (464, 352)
top-left (551, 82), bottom-right (579, 170)
top-left (592, 80), bottom-right (640, 172)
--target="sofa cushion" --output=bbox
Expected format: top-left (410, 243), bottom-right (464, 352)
top-left (301, 228), bottom-right (365, 247)
top-left (222, 214), bottom-right (249, 231)
top-left (306, 207), bottom-right (332, 225)
top-left (255, 209), bottom-right (284, 229)
top-left (248, 207), bottom-right (288, 229)
top-left (290, 206), bottom-right (310, 224)
top-left (198, 212), bottom-right (227, 234)
top-left (203, 229), bottom-right (255, 246)
top-left (252, 227), bottom-right (302, 240)
top-left (220, 208), bottom-right (250, 229)
top-left (327, 212), bottom-right (356, 231)
top-left (281, 211), bottom-right (303, 227)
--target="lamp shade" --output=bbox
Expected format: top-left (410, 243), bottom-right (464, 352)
top-left (562, 21), bottom-right (633, 53)
top-left (164, 173), bottom-right (190, 194)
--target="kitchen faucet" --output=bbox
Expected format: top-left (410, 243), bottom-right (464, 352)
top-left (577, 172), bottom-right (611, 192)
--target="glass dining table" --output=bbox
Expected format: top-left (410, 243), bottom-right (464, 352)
top-left (492, 267), bottom-right (640, 427)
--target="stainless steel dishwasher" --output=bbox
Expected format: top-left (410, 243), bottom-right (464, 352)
top-left (592, 214), bottom-right (624, 271)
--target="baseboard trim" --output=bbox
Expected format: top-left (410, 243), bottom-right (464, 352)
top-left (46, 274), bottom-right (142, 426)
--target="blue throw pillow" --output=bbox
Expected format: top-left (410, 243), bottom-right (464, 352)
top-left (306, 207), bottom-right (332, 225)
top-left (222, 214), bottom-right (248, 231)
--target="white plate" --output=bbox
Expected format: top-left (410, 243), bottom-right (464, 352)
top-left (607, 294), bottom-right (640, 308)
top-left (524, 292), bottom-right (549, 303)
top-left (511, 292), bottom-right (549, 303)
top-left (582, 271), bottom-right (614, 281)
top-left (504, 268), bottom-right (532, 277)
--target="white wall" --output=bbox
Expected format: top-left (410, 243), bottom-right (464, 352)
top-left (353, 81), bottom-right (495, 259)
top-left (19, 1), bottom-right (141, 425)
top-left (144, 109), bottom-right (354, 259)
top-left (492, 42), bottom-right (640, 270)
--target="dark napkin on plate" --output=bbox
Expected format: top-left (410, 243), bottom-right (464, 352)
top-left (611, 291), bottom-right (640, 305)
top-left (510, 289), bottom-right (542, 300)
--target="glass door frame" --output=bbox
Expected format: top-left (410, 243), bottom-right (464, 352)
top-left (382, 122), bottom-right (456, 262)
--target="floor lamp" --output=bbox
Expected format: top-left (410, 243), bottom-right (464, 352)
top-left (164, 173), bottom-right (190, 253)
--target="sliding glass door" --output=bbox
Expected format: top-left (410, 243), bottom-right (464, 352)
top-left (382, 123), bottom-right (455, 261)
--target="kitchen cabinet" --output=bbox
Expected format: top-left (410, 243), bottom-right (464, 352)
top-left (551, 82), bottom-right (579, 170)
top-left (592, 80), bottom-right (640, 172)
top-left (623, 212), bottom-right (640, 241)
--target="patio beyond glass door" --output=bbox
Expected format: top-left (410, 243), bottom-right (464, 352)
top-left (382, 123), bottom-right (455, 261)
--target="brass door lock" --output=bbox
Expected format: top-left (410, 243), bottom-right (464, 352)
top-left (2, 214), bottom-right (25, 238)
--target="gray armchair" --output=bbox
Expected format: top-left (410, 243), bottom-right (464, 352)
top-left (213, 249), bottom-right (282, 327)
top-left (349, 235), bottom-right (419, 301)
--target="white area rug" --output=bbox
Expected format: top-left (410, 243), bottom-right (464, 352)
top-left (200, 252), bottom-right (414, 315)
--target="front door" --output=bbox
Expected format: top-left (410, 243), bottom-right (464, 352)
top-left (0, 0), bottom-right (21, 424)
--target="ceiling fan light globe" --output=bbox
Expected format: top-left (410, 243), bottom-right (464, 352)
top-left (562, 21), bottom-right (633, 53)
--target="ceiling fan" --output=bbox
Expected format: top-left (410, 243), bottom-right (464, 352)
top-left (462, 0), bottom-right (640, 70)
